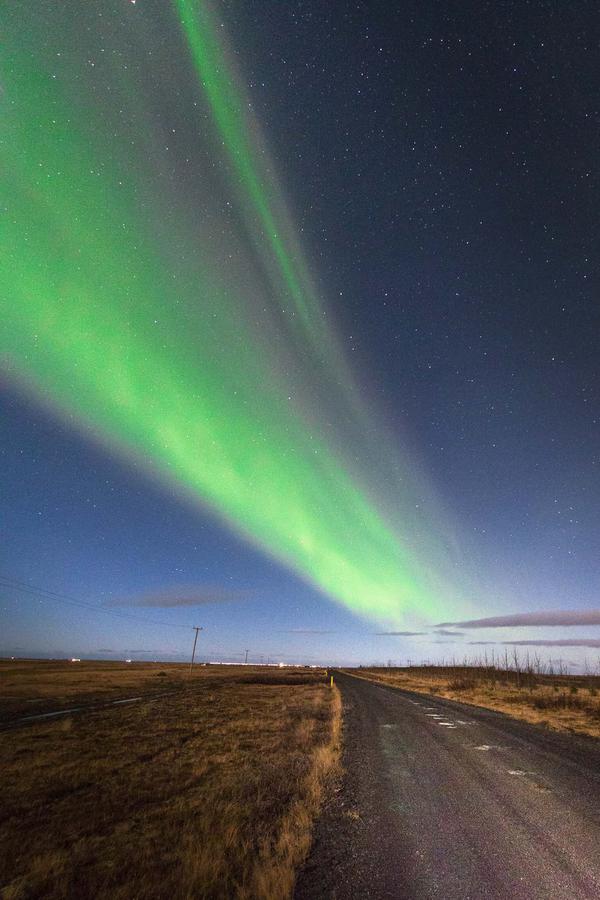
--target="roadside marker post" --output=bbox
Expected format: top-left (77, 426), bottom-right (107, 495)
top-left (330, 675), bottom-right (334, 688)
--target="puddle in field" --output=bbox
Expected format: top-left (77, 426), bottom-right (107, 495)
top-left (10, 695), bottom-right (147, 726)
top-left (19, 707), bottom-right (83, 722)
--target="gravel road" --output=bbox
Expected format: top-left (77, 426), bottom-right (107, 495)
top-left (295, 672), bottom-right (600, 899)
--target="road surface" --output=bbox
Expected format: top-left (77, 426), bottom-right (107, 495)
top-left (295, 672), bottom-right (600, 899)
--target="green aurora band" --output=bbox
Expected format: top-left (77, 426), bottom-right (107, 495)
top-left (1, 1), bottom-right (455, 624)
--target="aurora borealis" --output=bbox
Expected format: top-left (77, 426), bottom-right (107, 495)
top-left (4, 1), bottom-right (600, 666)
top-left (1, 1), bottom-right (450, 625)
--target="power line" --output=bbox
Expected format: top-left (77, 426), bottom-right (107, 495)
top-left (0, 574), bottom-right (192, 630)
top-left (189, 626), bottom-right (203, 675)
top-left (2, 575), bottom-right (329, 662)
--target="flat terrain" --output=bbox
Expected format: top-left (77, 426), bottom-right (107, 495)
top-left (296, 672), bottom-right (600, 900)
top-left (0, 660), bottom-right (340, 899)
top-left (0, 658), bottom-right (305, 724)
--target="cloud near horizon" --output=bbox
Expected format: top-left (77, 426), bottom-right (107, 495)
top-left (374, 631), bottom-right (425, 636)
top-left (285, 629), bottom-right (336, 635)
top-left (504, 639), bottom-right (600, 649)
top-left (469, 639), bottom-right (600, 649)
top-left (109, 586), bottom-right (256, 608)
top-left (438, 610), bottom-right (600, 629)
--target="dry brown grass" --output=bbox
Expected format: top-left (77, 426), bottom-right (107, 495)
top-left (0, 659), bottom-right (298, 723)
top-left (349, 667), bottom-right (600, 739)
top-left (0, 661), bottom-right (341, 899)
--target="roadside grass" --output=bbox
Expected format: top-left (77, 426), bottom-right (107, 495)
top-left (349, 666), bottom-right (600, 739)
top-left (0, 663), bottom-right (341, 899)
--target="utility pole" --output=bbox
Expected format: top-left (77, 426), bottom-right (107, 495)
top-left (189, 626), bottom-right (203, 675)
top-left (244, 649), bottom-right (249, 664)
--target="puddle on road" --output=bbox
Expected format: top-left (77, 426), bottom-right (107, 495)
top-left (507, 769), bottom-right (552, 793)
top-left (471, 743), bottom-right (509, 752)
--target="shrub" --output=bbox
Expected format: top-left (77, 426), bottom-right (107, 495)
top-left (447, 679), bottom-right (475, 691)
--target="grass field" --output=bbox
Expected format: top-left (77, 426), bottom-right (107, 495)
top-left (350, 664), bottom-right (600, 739)
top-left (0, 660), bottom-right (341, 899)
top-left (0, 658), bottom-right (300, 722)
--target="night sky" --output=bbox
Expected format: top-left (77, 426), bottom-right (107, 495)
top-left (3, 1), bottom-right (600, 667)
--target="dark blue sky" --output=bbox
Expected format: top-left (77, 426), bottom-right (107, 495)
top-left (3, 1), bottom-right (600, 666)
